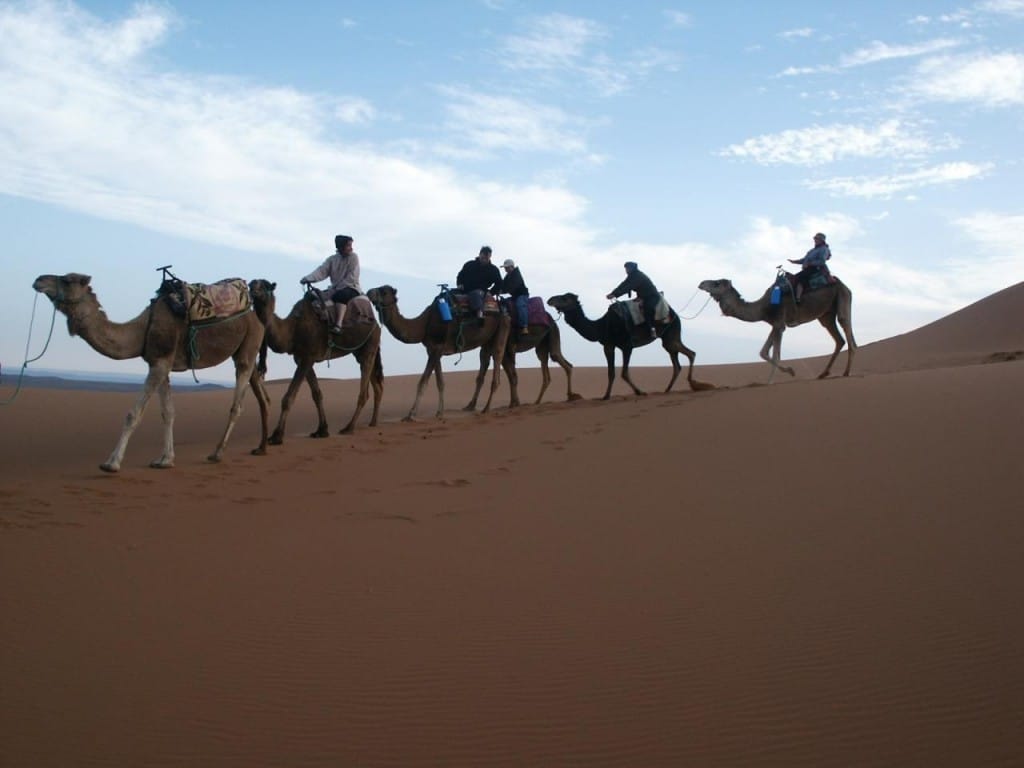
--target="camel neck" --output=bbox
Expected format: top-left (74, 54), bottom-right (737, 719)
top-left (65, 297), bottom-right (148, 361)
top-left (562, 306), bottom-right (603, 343)
top-left (380, 303), bottom-right (430, 344)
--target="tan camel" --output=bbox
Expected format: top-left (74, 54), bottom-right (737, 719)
top-left (698, 276), bottom-right (856, 383)
top-left (33, 272), bottom-right (269, 472)
top-left (465, 313), bottom-right (581, 409)
top-left (248, 280), bottom-right (383, 441)
top-left (366, 285), bottom-right (511, 419)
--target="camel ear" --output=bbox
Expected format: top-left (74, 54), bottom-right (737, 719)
top-left (270, 282), bottom-right (277, 291)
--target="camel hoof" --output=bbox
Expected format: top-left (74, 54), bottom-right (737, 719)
top-left (251, 447), bottom-right (267, 456)
top-left (338, 426), bottom-right (355, 435)
top-left (402, 416), bottom-right (416, 423)
top-left (310, 430), bottom-right (329, 439)
top-left (462, 404), bottom-right (477, 412)
top-left (150, 460), bottom-right (175, 469)
top-left (567, 393), bottom-right (583, 402)
top-left (206, 455), bottom-right (222, 464)
top-left (99, 463), bottom-right (119, 474)
top-left (269, 433), bottom-right (284, 445)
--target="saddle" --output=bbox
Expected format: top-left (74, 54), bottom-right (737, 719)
top-left (306, 290), bottom-right (376, 328)
top-left (614, 294), bottom-right (671, 327)
top-left (508, 296), bottom-right (551, 329)
top-left (160, 277), bottom-right (251, 323)
top-left (446, 291), bottom-right (502, 317)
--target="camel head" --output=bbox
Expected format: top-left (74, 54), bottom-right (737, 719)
top-left (247, 279), bottom-right (277, 306)
top-left (546, 293), bottom-right (580, 314)
top-left (698, 279), bottom-right (733, 300)
top-left (365, 285), bottom-right (397, 310)
top-left (33, 273), bottom-right (94, 308)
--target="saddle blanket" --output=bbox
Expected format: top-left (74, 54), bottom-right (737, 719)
top-left (308, 293), bottom-right (376, 327)
top-left (510, 296), bottom-right (551, 328)
top-left (449, 292), bottom-right (501, 315)
top-left (620, 294), bottom-right (671, 326)
top-left (181, 278), bottom-right (251, 323)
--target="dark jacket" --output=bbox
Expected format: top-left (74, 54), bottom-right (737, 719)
top-left (610, 269), bottom-right (658, 301)
top-left (457, 258), bottom-right (502, 293)
top-left (500, 267), bottom-right (529, 298)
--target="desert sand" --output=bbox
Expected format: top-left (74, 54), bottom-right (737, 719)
top-left (2, 283), bottom-right (1023, 767)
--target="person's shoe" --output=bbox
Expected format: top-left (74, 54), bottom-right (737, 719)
top-left (519, 327), bottom-right (530, 335)
top-left (650, 327), bottom-right (658, 339)
top-left (331, 325), bottom-right (344, 334)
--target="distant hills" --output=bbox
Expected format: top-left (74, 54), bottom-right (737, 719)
top-left (0, 366), bottom-right (227, 392)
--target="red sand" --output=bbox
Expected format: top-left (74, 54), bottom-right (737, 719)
top-left (2, 283), bottom-right (1023, 767)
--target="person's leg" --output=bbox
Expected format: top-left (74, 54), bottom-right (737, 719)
top-left (331, 287), bottom-right (359, 331)
top-left (643, 295), bottom-right (657, 337)
top-left (515, 295), bottom-right (529, 332)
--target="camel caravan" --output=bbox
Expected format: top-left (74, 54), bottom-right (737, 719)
top-left (31, 233), bottom-right (854, 471)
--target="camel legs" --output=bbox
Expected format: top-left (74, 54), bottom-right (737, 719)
top-left (248, 367), bottom-right (271, 456)
top-left (338, 341), bottom-right (379, 434)
top-left (207, 358), bottom-right (256, 463)
top-left (406, 353), bottom-right (442, 421)
top-left (270, 362), bottom-right (325, 444)
top-left (546, 332), bottom-right (580, 403)
top-left (367, 348), bottom-right (383, 427)
top-left (101, 363), bottom-right (174, 473)
top-left (479, 345), bottom-right (504, 413)
top-left (501, 349), bottom-right (521, 408)
top-left (760, 326), bottom-right (795, 384)
top-left (602, 345), bottom-right (616, 400)
top-left (533, 347), bottom-right (550, 405)
top-left (465, 346), bottom-right (491, 411)
top-left (618, 346), bottom-right (646, 397)
top-left (815, 313), bottom-right (849, 379)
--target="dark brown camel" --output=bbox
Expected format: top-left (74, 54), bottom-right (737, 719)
top-left (33, 272), bottom-right (269, 472)
top-left (465, 311), bottom-right (582, 410)
top-left (546, 293), bottom-right (713, 399)
top-left (366, 285), bottom-right (511, 419)
top-left (248, 280), bottom-right (383, 441)
top-left (698, 276), bottom-right (856, 383)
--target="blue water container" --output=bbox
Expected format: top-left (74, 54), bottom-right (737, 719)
top-left (436, 296), bottom-right (452, 321)
top-left (770, 285), bottom-right (782, 305)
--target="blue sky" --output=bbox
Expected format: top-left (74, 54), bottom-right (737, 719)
top-left (3, 0), bottom-right (1023, 384)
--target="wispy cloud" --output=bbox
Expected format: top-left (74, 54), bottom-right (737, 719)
top-left (839, 38), bottom-right (961, 67)
top-left (909, 52), bottom-right (1024, 106)
top-left (719, 120), bottom-right (955, 166)
top-left (436, 86), bottom-right (591, 157)
top-left (664, 10), bottom-right (692, 28)
top-left (0, 1), bottom-right (596, 272)
top-left (977, 0), bottom-right (1024, 18)
top-left (805, 162), bottom-right (992, 198)
top-left (779, 27), bottom-right (814, 39)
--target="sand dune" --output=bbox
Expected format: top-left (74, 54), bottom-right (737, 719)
top-left (2, 283), bottom-right (1023, 767)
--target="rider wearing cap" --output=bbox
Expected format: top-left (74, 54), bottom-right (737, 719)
top-left (607, 261), bottom-right (661, 339)
top-left (788, 232), bottom-right (831, 304)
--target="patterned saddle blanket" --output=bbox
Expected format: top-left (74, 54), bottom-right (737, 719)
top-left (161, 277), bottom-right (251, 323)
top-left (306, 292), bottom-right (376, 327)
top-left (616, 294), bottom-right (671, 327)
top-left (509, 296), bottom-right (551, 328)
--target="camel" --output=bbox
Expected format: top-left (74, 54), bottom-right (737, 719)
top-left (546, 293), bottom-right (713, 399)
top-left (698, 276), bottom-right (856, 383)
top-left (465, 313), bottom-right (582, 410)
top-left (32, 272), bottom-right (269, 472)
top-left (366, 285), bottom-right (511, 420)
top-left (248, 280), bottom-right (382, 441)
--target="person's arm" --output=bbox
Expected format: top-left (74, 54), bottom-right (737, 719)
top-left (301, 256), bottom-right (332, 284)
top-left (456, 262), bottom-right (469, 289)
top-left (606, 275), bottom-right (632, 299)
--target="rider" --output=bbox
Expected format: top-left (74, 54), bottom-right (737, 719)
top-left (606, 261), bottom-right (661, 338)
top-left (788, 232), bottom-right (831, 304)
top-left (500, 258), bottom-right (531, 335)
top-left (456, 246), bottom-right (502, 325)
top-left (300, 234), bottom-right (362, 333)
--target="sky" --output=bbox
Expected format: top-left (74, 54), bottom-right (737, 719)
top-left (2, 0), bottom-right (1023, 386)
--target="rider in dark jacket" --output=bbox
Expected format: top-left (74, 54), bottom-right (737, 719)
top-left (457, 246), bottom-right (502, 321)
top-left (607, 261), bottom-right (660, 338)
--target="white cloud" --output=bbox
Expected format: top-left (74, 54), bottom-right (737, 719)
top-left (977, 0), bottom-right (1024, 17)
top-left (779, 27), bottom-right (814, 39)
top-left (954, 210), bottom-right (1024, 250)
top-left (840, 38), bottom-right (962, 67)
top-left (501, 13), bottom-right (607, 72)
top-left (664, 10), bottom-right (692, 28)
top-left (437, 86), bottom-right (590, 156)
top-left (0, 1), bottom-right (595, 273)
top-left (334, 97), bottom-right (376, 124)
top-left (805, 162), bottom-right (992, 198)
top-left (719, 120), bottom-right (954, 166)
top-left (910, 52), bottom-right (1024, 106)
